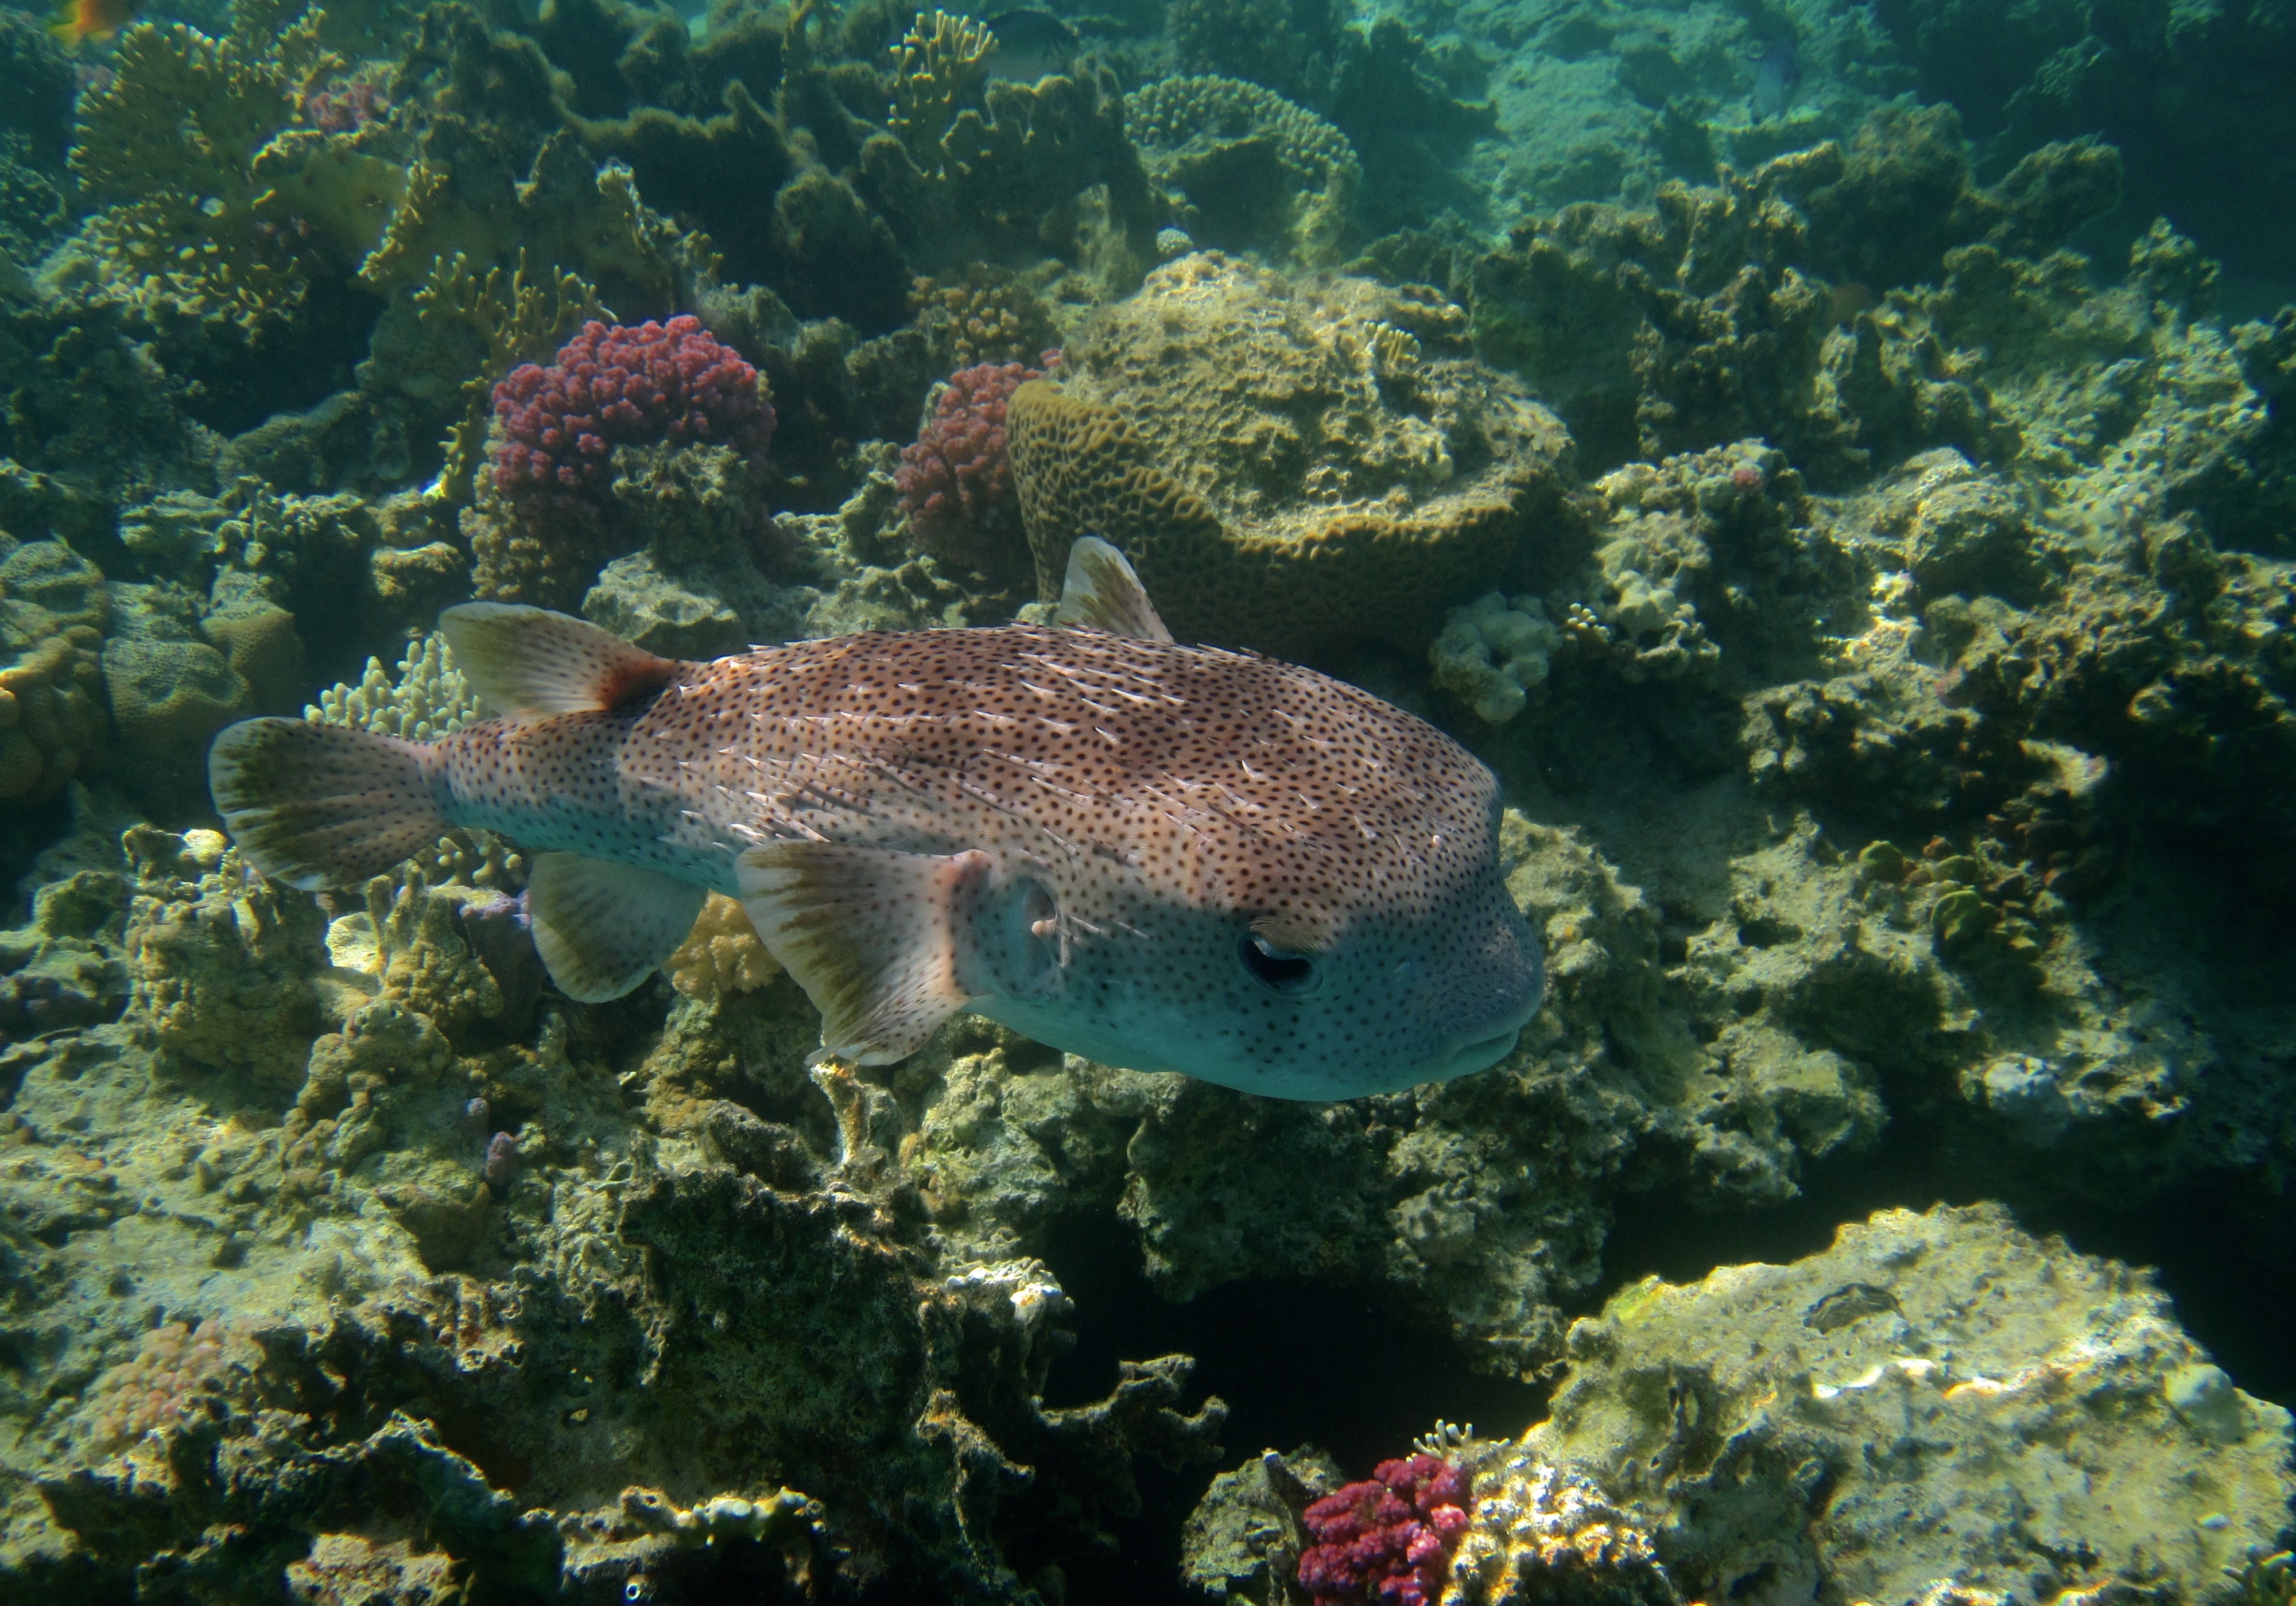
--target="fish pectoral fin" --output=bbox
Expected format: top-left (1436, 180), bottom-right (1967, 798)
top-left (736, 842), bottom-right (988, 1065)
top-left (438, 602), bottom-right (683, 717)
top-left (527, 853), bottom-right (708, 1002)
top-left (1052, 536), bottom-right (1175, 643)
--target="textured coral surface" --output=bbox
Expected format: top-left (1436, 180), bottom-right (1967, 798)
top-left (491, 316), bottom-right (775, 526)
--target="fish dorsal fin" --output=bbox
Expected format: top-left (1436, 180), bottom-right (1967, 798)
top-left (736, 842), bottom-right (990, 1065)
top-left (1052, 536), bottom-right (1174, 643)
top-left (526, 853), bottom-right (708, 1001)
top-left (438, 603), bottom-right (681, 718)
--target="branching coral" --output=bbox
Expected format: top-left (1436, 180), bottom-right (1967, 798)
top-left (910, 265), bottom-right (1060, 370)
top-left (896, 356), bottom-right (1052, 580)
top-left (1126, 75), bottom-right (1360, 266)
top-left (664, 892), bottom-right (780, 1004)
top-left (62, 2), bottom-right (397, 347)
top-left (888, 9), bottom-right (996, 176)
top-left (407, 250), bottom-right (603, 503)
top-left (308, 630), bottom-right (478, 740)
top-left (1297, 1453), bottom-right (1472, 1606)
top-left (488, 315), bottom-right (774, 533)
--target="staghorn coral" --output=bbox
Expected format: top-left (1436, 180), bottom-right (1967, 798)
top-left (402, 250), bottom-right (604, 505)
top-left (887, 9), bottom-right (995, 177)
top-left (354, 129), bottom-right (678, 311)
top-left (860, 59), bottom-right (1157, 292)
top-left (59, 4), bottom-right (408, 366)
top-left (895, 356), bottom-right (1050, 582)
top-left (1007, 253), bottom-right (1578, 657)
top-left (1126, 76), bottom-right (1362, 267)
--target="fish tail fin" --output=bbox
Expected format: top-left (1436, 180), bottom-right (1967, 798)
top-left (208, 717), bottom-right (448, 890)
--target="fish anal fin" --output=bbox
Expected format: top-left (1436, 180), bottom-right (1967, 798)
top-left (439, 603), bottom-right (682, 718)
top-left (527, 853), bottom-right (708, 1001)
top-left (1052, 536), bottom-right (1175, 643)
top-left (736, 842), bottom-right (988, 1064)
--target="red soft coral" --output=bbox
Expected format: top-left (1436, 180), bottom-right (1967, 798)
top-left (1298, 1454), bottom-right (1472, 1606)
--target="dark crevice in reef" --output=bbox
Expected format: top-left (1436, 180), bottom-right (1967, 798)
top-left (1598, 1118), bottom-right (2296, 1410)
top-left (1038, 1208), bottom-right (1551, 1606)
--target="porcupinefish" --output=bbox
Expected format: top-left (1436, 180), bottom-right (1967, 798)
top-left (208, 539), bottom-right (1543, 1099)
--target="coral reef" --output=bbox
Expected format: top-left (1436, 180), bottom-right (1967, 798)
top-left (0, 541), bottom-right (107, 799)
top-left (487, 315), bottom-right (774, 538)
top-left (1463, 106), bottom-right (2115, 479)
top-left (663, 891), bottom-right (780, 1004)
top-left (307, 630), bottom-right (478, 740)
top-left (1528, 1204), bottom-right (2295, 1606)
top-left (1126, 76), bottom-right (1362, 267)
top-left (1009, 253), bottom-right (1581, 657)
top-left (1297, 1452), bottom-right (1470, 1606)
top-left (896, 355), bottom-right (1050, 583)
top-left (2, 0), bottom-right (2294, 1593)
top-left (1444, 1448), bottom-right (1667, 1606)
top-left (470, 316), bottom-right (776, 610)
top-left (75, 1316), bottom-right (265, 1455)
top-left (121, 824), bottom-right (326, 1087)
top-left (1430, 592), bottom-right (1562, 724)
top-left (910, 266), bottom-right (1061, 373)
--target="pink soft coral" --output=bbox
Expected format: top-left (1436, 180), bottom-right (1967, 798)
top-left (895, 352), bottom-right (1057, 576)
top-left (1298, 1453), bottom-right (1472, 1606)
top-left (490, 316), bottom-right (773, 529)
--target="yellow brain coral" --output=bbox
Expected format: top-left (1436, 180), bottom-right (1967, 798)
top-left (1007, 253), bottom-right (1581, 657)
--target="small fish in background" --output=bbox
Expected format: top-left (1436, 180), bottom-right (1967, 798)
top-left (209, 538), bottom-right (1545, 1101)
top-left (983, 7), bottom-right (1080, 82)
top-left (1750, 36), bottom-right (1802, 121)
top-left (48, 0), bottom-right (138, 46)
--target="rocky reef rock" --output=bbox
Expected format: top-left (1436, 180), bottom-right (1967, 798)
top-left (1009, 252), bottom-right (1583, 658)
top-left (1533, 1202), bottom-right (2294, 1606)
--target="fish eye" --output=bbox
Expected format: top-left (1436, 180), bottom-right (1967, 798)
top-left (1239, 934), bottom-right (1320, 996)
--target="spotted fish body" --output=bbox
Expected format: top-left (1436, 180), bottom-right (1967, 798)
top-left (211, 541), bottom-right (1543, 1099)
